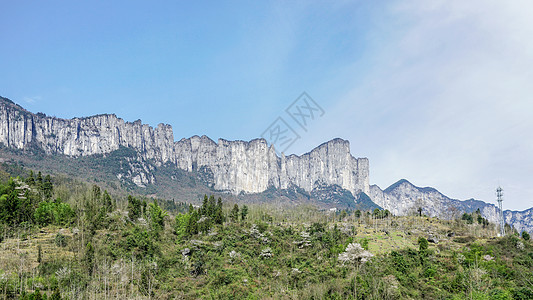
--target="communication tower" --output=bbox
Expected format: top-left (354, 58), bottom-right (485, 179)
top-left (496, 187), bottom-right (504, 237)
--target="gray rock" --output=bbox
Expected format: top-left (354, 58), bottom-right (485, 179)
top-left (369, 179), bottom-right (533, 234)
top-left (0, 98), bottom-right (369, 197)
top-left (427, 236), bottom-right (439, 244)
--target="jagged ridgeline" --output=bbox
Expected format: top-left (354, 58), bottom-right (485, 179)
top-left (0, 96), bottom-right (375, 210)
top-left (1, 96), bottom-right (532, 233)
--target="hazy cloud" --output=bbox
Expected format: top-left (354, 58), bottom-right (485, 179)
top-left (314, 0), bottom-right (533, 210)
top-left (23, 96), bottom-right (41, 104)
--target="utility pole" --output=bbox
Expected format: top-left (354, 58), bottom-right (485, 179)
top-left (496, 187), bottom-right (504, 237)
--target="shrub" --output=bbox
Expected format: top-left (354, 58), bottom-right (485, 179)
top-left (34, 200), bottom-right (75, 226)
top-left (522, 231), bottom-right (530, 241)
top-left (55, 233), bottom-right (67, 247)
top-left (513, 287), bottom-right (533, 300)
top-left (418, 237), bottom-right (428, 251)
top-left (360, 238), bottom-right (369, 250)
top-left (489, 288), bottom-right (513, 300)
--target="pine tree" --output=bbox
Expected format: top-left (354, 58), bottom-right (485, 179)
top-left (208, 195), bottom-right (216, 218)
top-left (201, 194), bottom-right (208, 216)
top-left (127, 195), bottom-right (142, 221)
top-left (148, 200), bottom-right (168, 234)
top-left (86, 242), bottom-right (95, 276)
top-left (36, 171), bottom-right (43, 192)
top-left (230, 204), bottom-right (239, 223)
top-left (142, 200), bottom-right (147, 217)
top-left (215, 197), bottom-right (224, 224)
top-left (241, 205), bottom-right (248, 221)
top-left (42, 175), bottom-right (53, 199)
top-left (187, 210), bottom-right (199, 235)
top-left (26, 170), bottom-right (35, 185)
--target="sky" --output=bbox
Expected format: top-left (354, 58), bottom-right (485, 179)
top-left (1, 1), bottom-right (532, 211)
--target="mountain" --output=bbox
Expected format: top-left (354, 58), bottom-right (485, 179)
top-left (370, 179), bottom-right (533, 233)
top-left (0, 96), bottom-right (369, 207)
top-left (0, 96), bottom-right (531, 232)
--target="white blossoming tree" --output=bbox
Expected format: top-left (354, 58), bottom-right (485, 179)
top-left (338, 243), bottom-right (374, 298)
top-left (338, 243), bottom-right (374, 266)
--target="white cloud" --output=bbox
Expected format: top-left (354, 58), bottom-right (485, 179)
top-left (317, 0), bottom-right (533, 210)
top-left (23, 96), bottom-right (41, 104)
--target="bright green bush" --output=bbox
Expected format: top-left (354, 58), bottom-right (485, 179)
top-left (34, 200), bottom-right (75, 226)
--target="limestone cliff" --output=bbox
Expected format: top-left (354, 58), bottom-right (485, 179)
top-left (0, 97), bottom-right (369, 196)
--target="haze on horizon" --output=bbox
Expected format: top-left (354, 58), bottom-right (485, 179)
top-left (1, 1), bottom-right (532, 211)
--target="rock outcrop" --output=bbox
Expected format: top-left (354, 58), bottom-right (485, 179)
top-left (370, 179), bottom-right (533, 234)
top-left (0, 97), bottom-right (369, 196)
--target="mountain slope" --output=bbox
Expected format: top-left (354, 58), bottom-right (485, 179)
top-left (371, 179), bottom-right (533, 233)
top-left (0, 96), bottom-right (369, 197)
top-left (1, 96), bottom-right (531, 232)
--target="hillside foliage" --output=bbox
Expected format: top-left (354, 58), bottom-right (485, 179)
top-left (0, 171), bottom-right (532, 299)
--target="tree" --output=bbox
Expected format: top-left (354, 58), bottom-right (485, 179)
top-left (338, 243), bottom-right (374, 266)
top-left (37, 245), bottom-right (42, 263)
top-left (91, 184), bottom-right (101, 202)
top-left (127, 195), bottom-right (142, 221)
top-left (0, 181), bottom-right (19, 224)
top-left (522, 231), bottom-right (530, 241)
top-left (200, 195), bottom-right (208, 216)
top-left (418, 237), bottom-right (428, 252)
top-left (34, 201), bottom-right (76, 226)
top-left (85, 242), bottom-right (95, 276)
top-left (187, 210), bottom-right (199, 236)
top-left (338, 243), bottom-right (374, 299)
top-left (207, 195), bottom-right (216, 218)
top-left (148, 201), bottom-right (168, 235)
top-left (41, 174), bottom-right (53, 199)
top-left (477, 214), bottom-right (484, 224)
top-left (241, 205), bottom-right (248, 221)
top-left (230, 204), bottom-right (239, 222)
top-left (37, 171), bottom-right (43, 187)
top-left (462, 213), bottom-right (474, 224)
top-left (102, 190), bottom-right (114, 212)
top-left (26, 170), bottom-right (35, 185)
top-left (339, 209), bottom-right (347, 221)
top-left (215, 197), bottom-right (224, 224)
top-left (175, 213), bottom-right (191, 239)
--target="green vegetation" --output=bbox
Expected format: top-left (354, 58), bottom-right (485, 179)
top-left (0, 171), bottom-right (531, 299)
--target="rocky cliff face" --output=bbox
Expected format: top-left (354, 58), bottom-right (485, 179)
top-left (0, 97), bottom-right (369, 196)
top-left (370, 179), bottom-right (533, 233)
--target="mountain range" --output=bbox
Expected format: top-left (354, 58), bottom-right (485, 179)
top-left (0, 96), bottom-right (531, 233)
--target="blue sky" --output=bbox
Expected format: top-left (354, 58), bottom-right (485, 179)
top-left (2, 1), bottom-right (532, 210)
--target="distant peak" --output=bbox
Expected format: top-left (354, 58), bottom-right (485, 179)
top-left (384, 179), bottom-right (412, 193)
top-left (384, 179), bottom-right (442, 195)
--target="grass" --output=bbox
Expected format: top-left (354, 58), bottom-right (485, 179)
top-left (0, 226), bottom-right (76, 274)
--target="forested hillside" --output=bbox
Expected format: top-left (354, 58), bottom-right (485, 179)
top-left (0, 167), bottom-right (532, 299)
